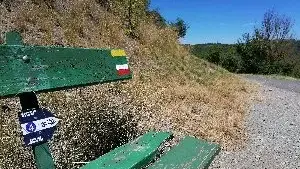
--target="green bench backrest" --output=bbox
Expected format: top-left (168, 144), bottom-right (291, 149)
top-left (0, 32), bottom-right (132, 97)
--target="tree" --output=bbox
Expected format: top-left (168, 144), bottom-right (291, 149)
top-left (171, 18), bottom-right (189, 38)
top-left (96, 0), bottom-right (150, 38)
top-left (147, 9), bottom-right (167, 28)
top-left (259, 9), bottom-right (294, 63)
top-left (260, 9), bottom-right (293, 40)
top-left (121, 0), bottom-right (150, 38)
top-left (237, 9), bottom-right (296, 74)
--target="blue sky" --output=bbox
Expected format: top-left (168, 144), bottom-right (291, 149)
top-left (150, 0), bottom-right (300, 44)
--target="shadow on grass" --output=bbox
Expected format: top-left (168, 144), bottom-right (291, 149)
top-left (55, 106), bottom-right (138, 169)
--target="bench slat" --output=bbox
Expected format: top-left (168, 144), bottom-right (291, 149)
top-left (148, 136), bottom-right (220, 169)
top-left (0, 32), bottom-right (131, 97)
top-left (80, 132), bottom-right (172, 169)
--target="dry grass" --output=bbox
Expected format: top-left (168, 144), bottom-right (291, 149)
top-left (0, 1), bottom-right (256, 168)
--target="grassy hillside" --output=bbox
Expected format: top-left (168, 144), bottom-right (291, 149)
top-left (0, 1), bottom-right (255, 168)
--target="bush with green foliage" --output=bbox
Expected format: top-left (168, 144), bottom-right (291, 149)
top-left (190, 44), bottom-right (242, 73)
top-left (236, 9), bottom-right (300, 77)
top-left (170, 18), bottom-right (189, 38)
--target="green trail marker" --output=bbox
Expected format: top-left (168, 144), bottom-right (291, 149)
top-left (0, 31), bottom-right (132, 169)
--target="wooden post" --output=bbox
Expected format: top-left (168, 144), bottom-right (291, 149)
top-left (19, 92), bottom-right (55, 169)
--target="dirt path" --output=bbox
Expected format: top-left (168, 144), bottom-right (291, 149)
top-left (210, 75), bottom-right (300, 169)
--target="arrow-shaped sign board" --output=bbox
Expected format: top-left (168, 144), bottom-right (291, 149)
top-left (19, 108), bottom-right (59, 146)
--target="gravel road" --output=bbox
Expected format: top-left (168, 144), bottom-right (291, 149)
top-left (210, 75), bottom-right (300, 169)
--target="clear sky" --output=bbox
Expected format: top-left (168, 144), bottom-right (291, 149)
top-left (150, 0), bottom-right (300, 44)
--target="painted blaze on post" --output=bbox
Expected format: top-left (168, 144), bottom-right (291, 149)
top-left (19, 108), bottom-right (59, 146)
top-left (112, 49), bottom-right (131, 76)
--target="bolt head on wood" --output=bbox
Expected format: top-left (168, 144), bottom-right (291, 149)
top-left (22, 55), bottom-right (30, 63)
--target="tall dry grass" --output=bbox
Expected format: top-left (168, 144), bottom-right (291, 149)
top-left (0, 1), bottom-right (256, 168)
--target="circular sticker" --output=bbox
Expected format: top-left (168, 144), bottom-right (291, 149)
top-left (26, 122), bottom-right (37, 133)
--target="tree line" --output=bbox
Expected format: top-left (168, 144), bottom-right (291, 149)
top-left (190, 9), bottom-right (300, 78)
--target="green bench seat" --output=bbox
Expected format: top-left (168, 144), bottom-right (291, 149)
top-left (81, 132), bottom-right (220, 169)
top-left (81, 132), bottom-right (172, 169)
top-left (148, 136), bottom-right (220, 169)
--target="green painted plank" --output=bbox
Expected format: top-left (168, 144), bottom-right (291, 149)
top-left (80, 132), bottom-right (172, 169)
top-left (0, 33), bottom-right (131, 97)
top-left (33, 143), bottom-right (55, 169)
top-left (148, 136), bottom-right (220, 169)
top-left (5, 31), bottom-right (24, 45)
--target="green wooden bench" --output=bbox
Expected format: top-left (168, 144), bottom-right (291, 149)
top-left (0, 32), bottom-right (220, 169)
top-left (81, 132), bottom-right (220, 169)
